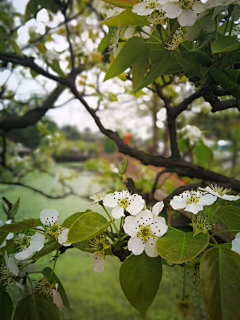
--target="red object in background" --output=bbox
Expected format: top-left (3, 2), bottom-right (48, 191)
top-left (124, 133), bottom-right (132, 144)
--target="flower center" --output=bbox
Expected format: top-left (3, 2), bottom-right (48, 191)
top-left (117, 198), bottom-right (130, 209)
top-left (147, 9), bottom-right (166, 25)
top-left (0, 265), bottom-right (14, 286)
top-left (37, 277), bottom-right (55, 298)
top-left (88, 236), bottom-right (111, 258)
top-left (144, 0), bottom-right (159, 9)
top-left (178, 0), bottom-right (194, 9)
top-left (14, 234), bottom-right (31, 250)
top-left (138, 225), bottom-right (153, 242)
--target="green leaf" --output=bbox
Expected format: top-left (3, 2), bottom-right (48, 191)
top-left (62, 212), bottom-right (86, 228)
top-left (133, 51), bottom-right (172, 92)
top-left (97, 34), bottom-right (109, 52)
top-left (10, 198), bottom-right (20, 216)
top-left (0, 231), bottom-right (7, 247)
top-left (49, 59), bottom-right (65, 77)
top-left (101, 9), bottom-right (148, 27)
top-left (216, 206), bottom-right (240, 236)
top-left (119, 252), bottom-right (162, 316)
top-left (132, 54), bottom-right (150, 89)
top-left (156, 227), bottom-right (209, 264)
top-left (67, 212), bottom-right (112, 243)
top-left (32, 239), bottom-right (61, 259)
top-left (200, 247), bottom-right (240, 320)
top-left (13, 293), bottom-right (59, 320)
top-left (121, 156), bottom-right (128, 174)
top-left (0, 287), bottom-right (13, 320)
top-left (9, 39), bottom-right (22, 56)
top-left (104, 37), bottom-right (149, 81)
top-left (193, 141), bottom-right (213, 168)
top-left (102, 0), bottom-right (139, 9)
top-left (211, 36), bottom-right (240, 53)
top-left (42, 267), bottom-right (70, 309)
top-left (25, 0), bottom-right (38, 21)
top-left (0, 219), bottom-right (37, 233)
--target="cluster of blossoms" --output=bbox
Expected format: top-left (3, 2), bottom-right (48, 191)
top-left (102, 190), bottom-right (168, 258)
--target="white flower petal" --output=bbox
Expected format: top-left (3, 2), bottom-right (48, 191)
top-left (93, 252), bottom-right (105, 273)
top-left (15, 247), bottom-right (34, 260)
top-left (170, 197), bottom-right (187, 210)
top-left (0, 240), bottom-right (7, 248)
top-left (152, 201), bottom-right (164, 217)
top-left (29, 233), bottom-right (45, 252)
top-left (127, 195), bottom-right (145, 215)
top-left (58, 228), bottom-right (71, 247)
top-left (222, 194), bottom-right (240, 201)
top-left (151, 217), bottom-right (168, 237)
top-left (128, 236), bottom-right (145, 255)
top-left (111, 206), bottom-right (125, 219)
top-left (135, 210), bottom-right (153, 225)
top-left (40, 208), bottom-right (59, 225)
top-left (145, 238), bottom-right (158, 257)
top-left (123, 216), bottom-right (139, 236)
top-left (6, 233), bottom-right (14, 240)
top-left (103, 193), bottom-right (118, 208)
top-left (178, 9), bottom-right (197, 27)
top-left (199, 194), bottom-right (217, 205)
top-left (232, 237), bottom-right (240, 255)
top-left (8, 257), bottom-right (19, 276)
top-left (163, 3), bottom-right (182, 19)
top-left (52, 288), bottom-right (63, 307)
top-left (185, 202), bottom-right (203, 214)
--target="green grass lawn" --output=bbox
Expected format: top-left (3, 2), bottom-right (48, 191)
top-left (0, 165), bottom-right (207, 320)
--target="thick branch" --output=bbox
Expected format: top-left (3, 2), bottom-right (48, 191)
top-left (172, 90), bottom-right (202, 117)
top-left (202, 88), bottom-right (239, 113)
top-left (0, 84), bottom-right (66, 132)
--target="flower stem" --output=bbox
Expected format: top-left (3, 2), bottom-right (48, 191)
top-left (50, 250), bottom-right (59, 278)
top-left (99, 203), bottom-right (118, 233)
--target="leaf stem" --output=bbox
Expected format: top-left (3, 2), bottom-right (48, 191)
top-left (211, 229), bottom-right (240, 237)
top-left (50, 250), bottom-right (59, 278)
top-left (99, 203), bottom-right (118, 233)
top-left (210, 234), bottom-right (219, 247)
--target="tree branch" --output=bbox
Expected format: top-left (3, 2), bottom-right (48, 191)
top-left (202, 88), bottom-right (239, 113)
top-left (0, 84), bottom-right (66, 132)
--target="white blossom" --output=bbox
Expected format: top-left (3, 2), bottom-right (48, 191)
top-left (89, 191), bottom-right (107, 204)
top-left (152, 201), bottom-right (164, 218)
top-left (232, 232), bottom-right (240, 255)
top-left (198, 185), bottom-right (240, 201)
top-left (161, 0), bottom-right (206, 26)
top-left (132, 0), bottom-right (162, 16)
top-left (0, 252), bottom-right (22, 288)
top-left (40, 208), bottom-right (69, 245)
top-left (178, 125), bottom-right (202, 145)
top-left (88, 236), bottom-right (111, 273)
top-left (15, 231), bottom-right (45, 260)
top-left (123, 209), bottom-right (168, 257)
top-left (103, 190), bottom-right (145, 219)
top-left (170, 190), bottom-right (217, 214)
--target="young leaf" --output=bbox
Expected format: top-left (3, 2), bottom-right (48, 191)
top-left (13, 293), bottom-right (59, 320)
top-left (67, 212), bottom-right (112, 243)
top-left (32, 239), bottom-right (61, 259)
top-left (97, 34), bottom-right (109, 52)
top-left (102, 0), bottom-right (139, 9)
top-left (0, 219), bottom-right (37, 233)
top-left (193, 141), bottom-right (213, 168)
top-left (211, 36), bottom-right (240, 53)
top-left (119, 252), bottom-right (162, 316)
top-left (42, 267), bottom-right (70, 309)
top-left (62, 211), bottom-right (87, 228)
top-left (49, 59), bottom-right (65, 77)
top-left (9, 39), bottom-right (22, 56)
top-left (121, 156), bottom-right (128, 174)
top-left (156, 227), bottom-right (209, 264)
top-left (0, 231), bottom-right (7, 246)
top-left (10, 198), bottom-right (20, 216)
top-left (200, 247), bottom-right (240, 320)
top-left (104, 37), bottom-right (149, 81)
top-left (215, 206), bottom-right (240, 235)
top-left (0, 287), bottom-right (13, 320)
top-left (132, 51), bottom-right (172, 92)
top-left (132, 54), bottom-right (150, 89)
